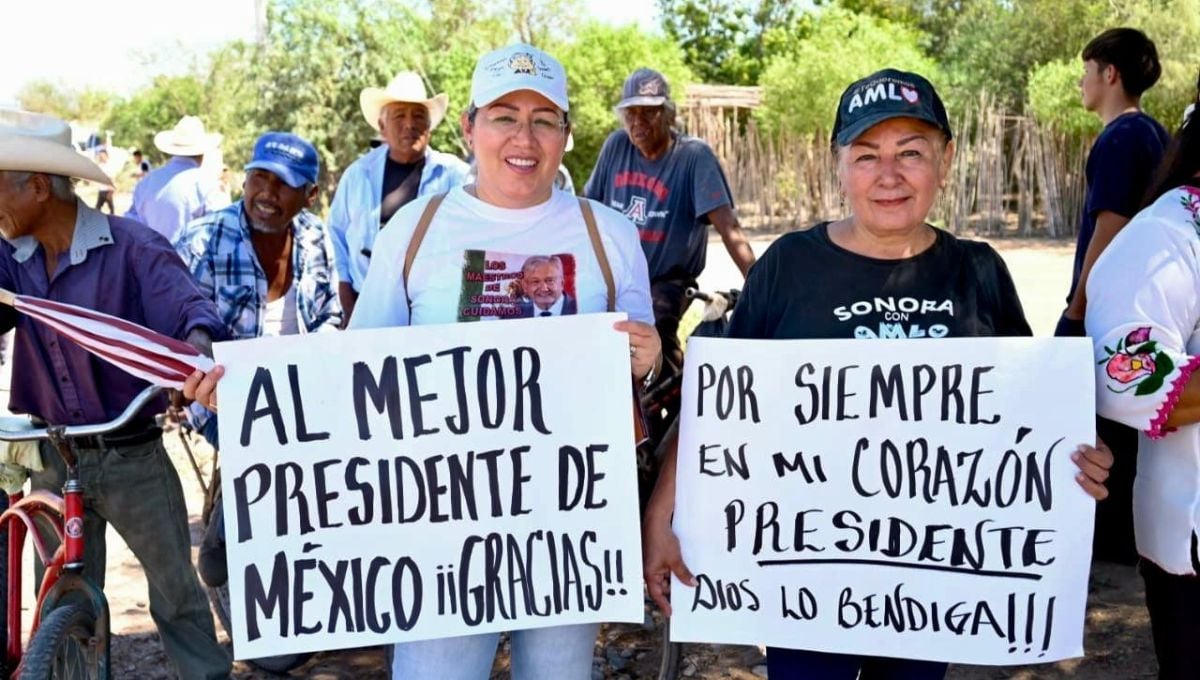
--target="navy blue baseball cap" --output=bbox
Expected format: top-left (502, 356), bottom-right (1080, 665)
top-left (244, 132), bottom-right (319, 188)
top-left (832, 69), bottom-right (952, 147)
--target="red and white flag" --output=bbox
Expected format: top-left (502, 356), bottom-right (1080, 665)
top-left (0, 288), bottom-right (214, 389)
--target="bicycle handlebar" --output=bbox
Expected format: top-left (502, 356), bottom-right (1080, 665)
top-left (0, 385), bottom-right (164, 443)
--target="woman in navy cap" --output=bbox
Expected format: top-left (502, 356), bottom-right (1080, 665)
top-left (641, 69), bottom-right (1115, 680)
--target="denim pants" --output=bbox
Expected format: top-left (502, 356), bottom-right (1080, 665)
top-left (31, 437), bottom-right (232, 680)
top-left (391, 623), bottom-right (599, 679)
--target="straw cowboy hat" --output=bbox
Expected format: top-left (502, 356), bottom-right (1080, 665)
top-left (153, 116), bottom-right (223, 156)
top-left (359, 72), bottom-right (449, 132)
top-left (0, 109), bottom-right (112, 186)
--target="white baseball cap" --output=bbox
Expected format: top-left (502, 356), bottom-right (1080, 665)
top-left (470, 44), bottom-right (569, 112)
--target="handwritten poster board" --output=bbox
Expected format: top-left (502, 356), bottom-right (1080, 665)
top-left (672, 337), bottom-right (1096, 665)
top-left (214, 313), bottom-right (643, 659)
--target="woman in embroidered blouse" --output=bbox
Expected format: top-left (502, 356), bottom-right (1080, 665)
top-left (1086, 71), bottom-right (1200, 679)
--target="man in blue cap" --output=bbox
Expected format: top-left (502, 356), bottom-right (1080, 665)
top-left (174, 131), bottom-right (342, 457)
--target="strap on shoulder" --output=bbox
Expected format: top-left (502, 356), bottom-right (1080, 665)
top-left (579, 198), bottom-right (616, 313)
top-left (403, 192), bottom-right (449, 295)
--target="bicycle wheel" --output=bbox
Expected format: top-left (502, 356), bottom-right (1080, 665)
top-left (0, 493), bottom-right (10, 677)
top-left (206, 582), bottom-right (311, 674)
top-left (18, 604), bottom-right (101, 680)
top-left (657, 618), bottom-right (682, 680)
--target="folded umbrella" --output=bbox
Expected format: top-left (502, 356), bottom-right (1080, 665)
top-left (0, 288), bottom-right (214, 389)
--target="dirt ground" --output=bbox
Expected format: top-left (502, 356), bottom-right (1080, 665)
top-left (1, 232), bottom-right (1159, 679)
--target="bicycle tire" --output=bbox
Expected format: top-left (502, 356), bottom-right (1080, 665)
top-left (206, 582), bottom-right (311, 674)
top-left (19, 604), bottom-right (100, 680)
top-left (0, 493), bottom-right (10, 677)
top-left (657, 618), bottom-right (683, 680)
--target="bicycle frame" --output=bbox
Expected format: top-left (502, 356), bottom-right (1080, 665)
top-left (0, 385), bottom-right (161, 678)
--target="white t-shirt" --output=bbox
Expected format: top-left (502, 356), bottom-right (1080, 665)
top-left (261, 285), bottom-right (300, 337)
top-left (350, 187), bottom-right (653, 329)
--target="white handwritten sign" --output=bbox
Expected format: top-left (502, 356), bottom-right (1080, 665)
top-left (214, 314), bottom-right (643, 659)
top-left (672, 337), bottom-right (1095, 665)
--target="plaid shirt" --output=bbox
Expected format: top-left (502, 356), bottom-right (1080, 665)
top-left (173, 202), bottom-right (342, 340)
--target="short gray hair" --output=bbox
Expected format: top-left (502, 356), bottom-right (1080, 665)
top-left (522, 254), bottom-right (563, 275)
top-left (2, 171), bottom-right (77, 202)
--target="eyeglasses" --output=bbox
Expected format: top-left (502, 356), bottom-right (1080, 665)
top-left (480, 113), bottom-right (568, 140)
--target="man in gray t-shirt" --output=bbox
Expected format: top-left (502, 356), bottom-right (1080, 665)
top-left (584, 68), bottom-right (756, 369)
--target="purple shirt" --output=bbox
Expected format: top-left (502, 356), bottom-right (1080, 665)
top-left (0, 201), bottom-right (223, 425)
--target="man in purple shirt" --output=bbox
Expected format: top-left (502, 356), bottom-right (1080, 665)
top-left (126, 115), bottom-right (228, 242)
top-left (0, 109), bottom-right (231, 679)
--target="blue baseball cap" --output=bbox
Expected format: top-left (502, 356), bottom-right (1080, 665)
top-left (244, 132), bottom-right (319, 188)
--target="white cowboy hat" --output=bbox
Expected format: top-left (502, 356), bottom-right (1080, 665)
top-left (153, 116), bottom-right (223, 156)
top-left (359, 72), bottom-right (449, 132)
top-left (0, 109), bottom-right (112, 186)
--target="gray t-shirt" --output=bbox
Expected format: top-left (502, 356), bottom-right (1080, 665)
top-left (584, 131), bottom-right (732, 281)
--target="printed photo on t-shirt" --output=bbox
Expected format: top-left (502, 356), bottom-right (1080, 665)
top-left (457, 249), bottom-right (579, 322)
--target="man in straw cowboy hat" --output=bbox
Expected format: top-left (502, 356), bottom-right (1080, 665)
top-left (0, 109), bottom-right (232, 679)
top-left (329, 71), bottom-right (469, 324)
top-left (127, 115), bottom-right (229, 241)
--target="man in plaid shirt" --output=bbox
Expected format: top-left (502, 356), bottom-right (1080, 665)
top-left (173, 131), bottom-right (342, 586)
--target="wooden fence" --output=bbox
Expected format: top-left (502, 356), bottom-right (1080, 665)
top-left (680, 90), bottom-right (1091, 237)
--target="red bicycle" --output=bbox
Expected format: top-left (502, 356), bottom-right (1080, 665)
top-left (0, 384), bottom-right (161, 679)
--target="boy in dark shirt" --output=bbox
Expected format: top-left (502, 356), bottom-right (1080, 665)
top-left (1058, 27), bottom-right (1170, 565)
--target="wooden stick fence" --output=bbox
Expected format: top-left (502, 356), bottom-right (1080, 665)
top-left (680, 87), bottom-right (1092, 237)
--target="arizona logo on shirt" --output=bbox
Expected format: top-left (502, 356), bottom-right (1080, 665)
top-left (623, 196), bottom-right (648, 225)
top-left (458, 250), bottom-right (580, 322)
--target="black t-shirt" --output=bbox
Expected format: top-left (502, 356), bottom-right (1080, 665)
top-left (380, 156), bottom-right (425, 226)
top-left (726, 222), bottom-right (1032, 341)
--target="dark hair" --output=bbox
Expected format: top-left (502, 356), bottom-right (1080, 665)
top-left (1143, 69), bottom-right (1200, 205)
top-left (132, 149), bottom-right (142, 156)
top-left (1082, 28), bottom-right (1162, 97)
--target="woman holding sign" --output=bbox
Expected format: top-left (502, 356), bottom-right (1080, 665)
top-left (1086, 70), bottom-right (1200, 680)
top-left (641, 69), bottom-right (1115, 680)
top-left (187, 43), bottom-right (658, 680)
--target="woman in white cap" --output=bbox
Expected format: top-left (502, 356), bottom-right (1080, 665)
top-left (641, 70), bottom-right (1115, 680)
top-left (185, 44), bottom-right (659, 679)
top-left (353, 44), bottom-right (657, 677)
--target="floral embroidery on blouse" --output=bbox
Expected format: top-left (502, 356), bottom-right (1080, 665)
top-left (1100, 326), bottom-right (1176, 396)
top-left (1183, 186), bottom-right (1200, 236)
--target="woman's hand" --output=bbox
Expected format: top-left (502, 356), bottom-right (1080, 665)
top-left (183, 365), bottom-right (225, 412)
top-left (642, 513), bottom-right (696, 616)
top-left (615, 320), bottom-right (661, 380)
top-left (1073, 439), bottom-right (1114, 500)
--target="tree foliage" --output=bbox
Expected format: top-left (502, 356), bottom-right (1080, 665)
top-left (657, 0), bottom-right (797, 85)
top-left (557, 22), bottom-right (693, 182)
top-left (757, 8), bottom-right (940, 137)
top-left (17, 80), bottom-right (117, 127)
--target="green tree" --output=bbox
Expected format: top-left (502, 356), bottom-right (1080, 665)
top-left (757, 8), bottom-right (940, 137)
top-left (105, 74), bottom-right (208, 162)
top-left (657, 0), bottom-right (796, 85)
top-left (15, 80), bottom-right (117, 126)
top-left (556, 21), bottom-right (693, 182)
top-left (15, 80), bottom-right (75, 120)
top-left (939, 0), bottom-right (1109, 110)
top-left (1026, 59), bottom-right (1100, 136)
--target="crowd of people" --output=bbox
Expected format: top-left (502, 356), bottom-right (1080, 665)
top-left (0, 23), bottom-right (1197, 680)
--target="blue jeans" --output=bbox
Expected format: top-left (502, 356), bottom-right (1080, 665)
top-left (767, 647), bottom-right (948, 680)
top-left (391, 623), bottom-right (599, 679)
